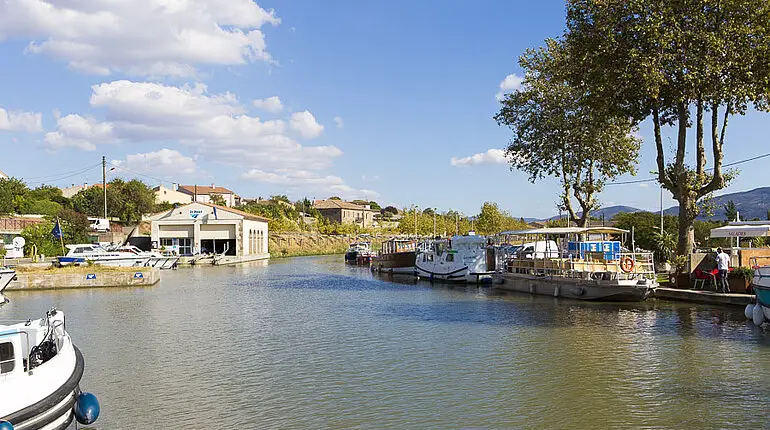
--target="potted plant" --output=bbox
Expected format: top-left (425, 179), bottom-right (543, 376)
top-left (672, 254), bottom-right (690, 289)
top-left (728, 266), bottom-right (754, 293)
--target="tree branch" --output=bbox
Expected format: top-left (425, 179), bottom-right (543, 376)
top-left (652, 104), bottom-right (671, 190)
top-left (699, 101), bottom-right (731, 196)
top-left (675, 101), bottom-right (688, 170)
top-left (696, 97), bottom-right (705, 179)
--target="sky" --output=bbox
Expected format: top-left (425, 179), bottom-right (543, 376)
top-left (1, 0), bottom-right (769, 219)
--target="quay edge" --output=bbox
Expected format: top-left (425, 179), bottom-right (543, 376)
top-left (6, 268), bottom-right (160, 290)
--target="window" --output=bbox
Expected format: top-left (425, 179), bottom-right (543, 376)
top-left (427, 254), bottom-right (434, 262)
top-left (445, 253), bottom-right (454, 262)
top-left (0, 342), bottom-right (14, 374)
top-left (160, 238), bottom-right (193, 255)
top-left (74, 247), bottom-right (92, 254)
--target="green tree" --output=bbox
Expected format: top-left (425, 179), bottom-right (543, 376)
top-left (564, 0), bottom-right (770, 254)
top-left (495, 39), bottom-right (641, 227)
top-left (210, 193), bottom-right (226, 206)
top-left (475, 202), bottom-right (505, 235)
top-left (369, 201), bottom-right (381, 211)
top-left (71, 179), bottom-right (155, 224)
top-left (723, 200), bottom-right (738, 222)
top-left (329, 196), bottom-right (342, 200)
top-left (20, 199), bottom-right (62, 216)
top-left (0, 177), bottom-right (28, 214)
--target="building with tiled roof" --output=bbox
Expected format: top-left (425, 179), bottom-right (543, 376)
top-left (177, 184), bottom-right (241, 207)
top-left (313, 199), bottom-right (375, 227)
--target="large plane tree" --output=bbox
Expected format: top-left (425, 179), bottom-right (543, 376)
top-left (563, 0), bottom-right (770, 254)
top-left (495, 39), bottom-right (641, 227)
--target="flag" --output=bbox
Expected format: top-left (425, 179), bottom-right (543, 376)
top-left (51, 218), bottom-right (63, 239)
top-left (213, 206), bottom-right (218, 220)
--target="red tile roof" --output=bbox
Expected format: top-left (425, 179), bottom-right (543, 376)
top-left (178, 185), bottom-right (235, 195)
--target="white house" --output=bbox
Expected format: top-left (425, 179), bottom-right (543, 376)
top-left (153, 184), bottom-right (193, 205)
top-left (147, 202), bottom-right (269, 259)
top-left (177, 184), bottom-right (241, 207)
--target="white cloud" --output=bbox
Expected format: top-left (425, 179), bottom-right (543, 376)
top-left (243, 169), bottom-right (379, 200)
top-left (450, 148), bottom-right (508, 167)
top-left (44, 114), bottom-right (117, 150)
top-left (252, 96), bottom-right (283, 113)
top-left (290, 110), bottom-right (324, 139)
top-left (0, 0), bottom-right (280, 77)
top-left (333, 116), bottom-right (344, 129)
top-left (0, 107), bottom-right (42, 132)
top-left (115, 148), bottom-right (197, 175)
top-left (496, 73), bottom-right (524, 101)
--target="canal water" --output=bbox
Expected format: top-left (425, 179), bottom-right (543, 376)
top-left (3, 255), bottom-right (770, 429)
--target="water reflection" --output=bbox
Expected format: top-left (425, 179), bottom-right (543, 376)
top-left (1, 255), bottom-right (769, 429)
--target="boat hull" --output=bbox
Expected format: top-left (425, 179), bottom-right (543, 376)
top-left (494, 273), bottom-right (654, 301)
top-left (0, 269), bottom-right (17, 293)
top-left (372, 251), bottom-right (416, 275)
top-left (1, 346), bottom-right (84, 430)
top-left (415, 264), bottom-right (493, 284)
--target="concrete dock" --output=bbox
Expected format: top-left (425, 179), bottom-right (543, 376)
top-left (655, 287), bottom-right (754, 307)
top-left (6, 267), bottom-right (160, 290)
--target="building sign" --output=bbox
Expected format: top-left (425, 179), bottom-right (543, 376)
top-left (189, 209), bottom-right (204, 219)
top-left (134, 272), bottom-right (144, 279)
top-left (86, 274), bottom-right (96, 280)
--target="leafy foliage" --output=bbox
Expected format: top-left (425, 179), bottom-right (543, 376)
top-left (396, 202), bottom-right (528, 236)
top-left (723, 200), bottom-right (738, 222)
top-left (563, 0), bottom-right (770, 253)
top-left (495, 38), bottom-right (640, 227)
top-left (71, 179), bottom-right (155, 224)
top-left (209, 193), bottom-right (226, 206)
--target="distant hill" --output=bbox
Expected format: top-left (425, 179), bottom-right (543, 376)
top-left (663, 187), bottom-right (770, 221)
top-left (530, 205), bottom-right (644, 222)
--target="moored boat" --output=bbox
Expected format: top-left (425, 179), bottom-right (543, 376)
top-left (345, 242), bottom-right (372, 264)
top-left (493, 227), bottom-right (656, 301)
top-left (109, 244), bottom-right (180, 269)
top-left (372, 239), bottom-right (418, 275)
top-left (56, 244), bottom-right (150, 268)
top-left (415, 234), bottom-right (494, 283)
top-left (745, 259), bottom-right (770, 325)
top-left (0, 267), bottom-right (17, 293)
top-left (0, 308), bottom-right (100, 429)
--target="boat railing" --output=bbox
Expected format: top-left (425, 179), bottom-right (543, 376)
top-left (495, 248), bottom-right (656, 281)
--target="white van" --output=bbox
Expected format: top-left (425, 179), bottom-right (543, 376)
top-left (516, 240), bottom-right (560, 259)
top-left (88, 218), bottom-right (110, 232)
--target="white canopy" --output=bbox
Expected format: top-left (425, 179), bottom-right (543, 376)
top-left (709, 223), bottom-right (770, 238)
top-left (499, 226), bottom-right (628, 236)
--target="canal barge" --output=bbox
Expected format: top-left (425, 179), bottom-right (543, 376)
top-left (0, 308), bottom-right (100, 429)
top-left (493, 227), bottom-right (656, 301)
top-left (372, 239), bottom-right (418, 275)
top-left (345, 241), bottom-right (374, 265)
top-left (415, 234), bottom-right (495, 283)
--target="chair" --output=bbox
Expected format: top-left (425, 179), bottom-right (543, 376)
top-left (693, 268), bottom-right (717, 290)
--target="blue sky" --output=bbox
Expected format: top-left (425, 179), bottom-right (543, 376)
top-left (0, 0), bottom-right (768, 219)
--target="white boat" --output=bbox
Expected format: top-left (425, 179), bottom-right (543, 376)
top-left (0, 267), bottom-right (16, 293)
top-left (56, 244), bottom-right (150, 268)
top-left (110, 245), bottom-right (180, 269)
top-left (744, 257), bottom-right (770, 326)
top-left (0, 308), bottom-right (100, 429)
top-left (493, 227), bottom-right (656, 301)
top-left (415, 234), bottom-right (494, 283)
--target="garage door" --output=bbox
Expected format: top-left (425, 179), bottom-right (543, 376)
top-left (158, 224), bottom-right (193, 238)
top-left (200, 224), bottom-right (236, 240)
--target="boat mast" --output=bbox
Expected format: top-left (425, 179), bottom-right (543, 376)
top-left (102, 155), bottom-right (107, 220)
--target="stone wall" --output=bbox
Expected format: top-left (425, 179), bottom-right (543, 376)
top-left (269, 233), bottom-right (384, 257)
top-left (7, 268), bottom-right (160, 290)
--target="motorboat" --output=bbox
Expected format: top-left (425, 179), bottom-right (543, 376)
top-left (0, 267), bottom-right (16, 293)
top-left (0, 308), bottom-right (100, 429)
top-left (745, 257), bottom-right (770, 325)
top-left (372, 239), bottom-right (418, 275)
top-left (56, 244), bottom-right (150, 268)
top-left (492, 227), bottom-right (656, 301)
top-left (415, 234), bottom-right (494, 283)
top-left (345, 242), bottom-right (372, 264)
top-left (109, 244), bottom-right (180, 269)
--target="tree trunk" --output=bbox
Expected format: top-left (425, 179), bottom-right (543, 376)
top-left (676, 195), bottom-right (697, 256)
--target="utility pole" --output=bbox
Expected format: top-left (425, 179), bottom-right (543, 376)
top-left (660, 184), bottom-right (664, 235)
top-left (456, 212), bottom-right (459, 236)
top-left (102, 155), bottom-right (107, 219)
top-left (414, 206), bottom-right (417, 237)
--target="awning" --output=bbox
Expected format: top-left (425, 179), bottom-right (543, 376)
top-left (499, 226), bottom-right (629, 236)
top-left (709, 224), bottom-right (770, 238)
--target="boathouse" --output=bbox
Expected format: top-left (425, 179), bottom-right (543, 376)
top-left (147, 202), bottom-right (269, 260)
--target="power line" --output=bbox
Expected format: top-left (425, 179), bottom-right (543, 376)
top-left (25, 164), bottom-right (103, 186)
top-left (22, 162), bottom-right (102, 182)
top-left (606, 150), bottom-right (770, 186)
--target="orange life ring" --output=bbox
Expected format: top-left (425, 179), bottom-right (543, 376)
top-left (620, 257), bottom-right (635, 273)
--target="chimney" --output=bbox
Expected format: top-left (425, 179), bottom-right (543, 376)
top-left (172, 182), bottom-right (178, 191)
top-left (211, 183), bottom-right (215, 190)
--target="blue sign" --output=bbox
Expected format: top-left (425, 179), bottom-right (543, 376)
top-left (86, 274), bottom-right (96, 280)
top-left (134, 272), bottom-right (144, 279)
top-left (189, 209), bottom-right (204, 219)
